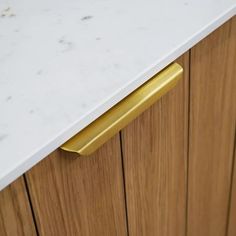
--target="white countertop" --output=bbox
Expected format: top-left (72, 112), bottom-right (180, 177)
top-left (0, 0), bottom-right (235, 190)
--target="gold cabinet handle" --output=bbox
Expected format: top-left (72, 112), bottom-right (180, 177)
top-left (61, 63), bottom-right (183, 156)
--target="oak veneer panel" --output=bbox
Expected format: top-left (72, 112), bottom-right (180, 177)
top-left (121, 53), bottom-right (189, 236)
top-left (228, 138), bottom-right (236, 236)
top-left (25, 134), bottom-right (127, 236)
top-left (188, 17), bottom-right (236, 236)
top-left (0, 177), bottom-right (36, 236)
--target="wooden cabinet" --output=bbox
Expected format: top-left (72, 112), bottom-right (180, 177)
top-left (120, 53), bottom-right (189, 236)
top-left (0, 17), bottom-right (235, 236)
top-left (25, 135), bottom-right (128, 236)
top-left (187, 18), bottom-right (236, 236)
top-left (228, 142), bottom-right (236, 236)
top-left (0, 177), bottom-right (36, 236)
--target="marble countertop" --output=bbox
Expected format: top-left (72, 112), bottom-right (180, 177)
top-left (0, 0), bottom-right (236, 190)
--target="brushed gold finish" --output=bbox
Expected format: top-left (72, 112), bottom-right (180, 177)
top-left (61, 63), bottom-right (183, 156)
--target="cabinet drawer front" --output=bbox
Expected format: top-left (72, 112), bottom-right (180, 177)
top-left (121, 54), bottom-right (189, 236)
top-left (188, 18), bottom-right (236, 236)
top-left (25, 135), bottom-right (128, 236)
top-left (0, 177), bottom-right (36, 236)
top-left (228, 140), bottom-right (236, 236)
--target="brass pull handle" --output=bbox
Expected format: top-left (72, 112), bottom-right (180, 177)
top-left (61, 63), bottom-right (183, 156)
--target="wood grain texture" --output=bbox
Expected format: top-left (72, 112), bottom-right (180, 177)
top-left (121, 53), bottom-right (189, 236)
top-left (25, 134), bottom-right (127, 236)
top-left (228, 135), bottom-right (236, 236)
top-left (0, 177), bottom-right (36, 236)
top-left (188, 17), bottom-right (236, 236)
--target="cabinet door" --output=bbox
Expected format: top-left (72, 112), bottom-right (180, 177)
top-left (188, 17), bottom-right (236, 236)
top-left (0, 177), bottom-right (36, 236)
top-left (25, 134), bottom-right (128, 236)
top-left (121, 53), bottom-right (189, 236)
top-left (228, 139), bottom-right (236, 236)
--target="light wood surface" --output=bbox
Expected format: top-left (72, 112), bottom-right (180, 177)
top-left (25, 134), bottom-right (128, 236)
top-left (0, 177), bottom-right (36, 236)
top-left (188, 17), bottom-right (236, 236)
top-left (228, 135), bottom-right (236, 236)
top-left (121, 53), bottom-right (189, 236)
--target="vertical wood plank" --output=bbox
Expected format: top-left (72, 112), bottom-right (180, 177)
top-left (0, 177), bottom-right (37, 236)
top-left (121, 53), bottom-right (189, 236)
top-left (188, 17), bottom-right (236, 236)
top-left (228, 136), bottom-right (236, 236)
top-left (25, 134), bottom-right (128, 236)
